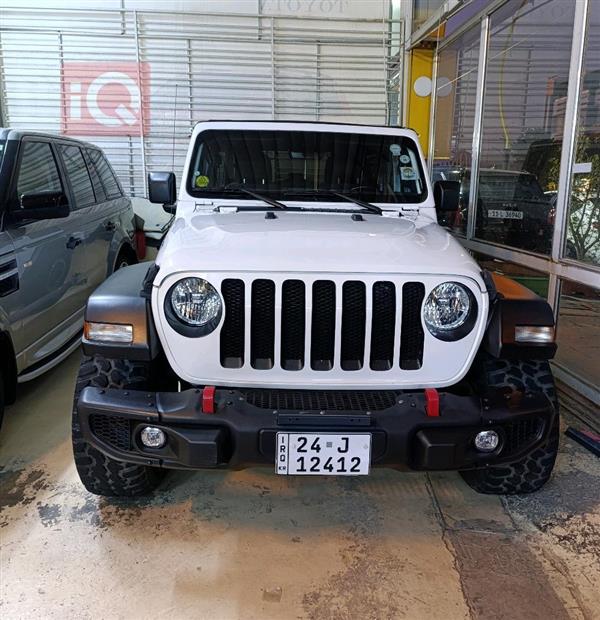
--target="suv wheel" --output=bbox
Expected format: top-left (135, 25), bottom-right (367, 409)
top-left (72, 355), bottom-right (165, 497)
top-left (460, 358), bottom-right (560, 495)
top-left (114, 247), bottom-right (136, 272)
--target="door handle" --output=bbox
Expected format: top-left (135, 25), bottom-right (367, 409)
top-left (66, 236), bottom-right (83, 249)
top-left (104, 221), bottom-right (116, 232)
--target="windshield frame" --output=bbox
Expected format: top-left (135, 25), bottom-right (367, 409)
top-left (185, 128), bottom-right (429, 206)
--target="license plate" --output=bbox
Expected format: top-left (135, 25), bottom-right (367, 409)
top-left (488, 209), bottom-right (523, 220)
top-left (276, 433), bottom-right (371, 476)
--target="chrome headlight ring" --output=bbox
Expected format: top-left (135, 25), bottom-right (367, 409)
top-left (164, 277), bottom-right (223, 337)
top-left (423, 281), bottom-right (478, 342)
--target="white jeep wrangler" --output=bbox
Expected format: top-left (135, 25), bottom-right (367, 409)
top-left (72, 121), bottom-right (559, 497)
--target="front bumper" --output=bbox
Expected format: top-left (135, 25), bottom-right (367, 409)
top-left (77, 386), bottom-right (556, 472)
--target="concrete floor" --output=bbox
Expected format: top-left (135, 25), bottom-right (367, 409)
top-left (1, 351), bottom-right (599, 620)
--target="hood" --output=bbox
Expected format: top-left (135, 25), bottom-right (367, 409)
top-left (155, 211), bottom-right (483, 287)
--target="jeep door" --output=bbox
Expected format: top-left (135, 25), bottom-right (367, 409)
top-left (4, 138), bottom-right (77, 371)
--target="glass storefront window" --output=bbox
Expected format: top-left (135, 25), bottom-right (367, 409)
top-left (474, 0), bottom-right (575, 256)
top-left (412, 0), bottom-right (445, 31)
top-left (565, 1), bottom-right (600, 266)
top-left (555, 279), bottom-right (600, 392)
top-left (431, 25), bottom-right (480, 234)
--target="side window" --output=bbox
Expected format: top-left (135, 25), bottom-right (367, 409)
top-left (59, 145), bottom-right (96, 208)
top-left (16, 141), bottom-right (62, 198)
top-left (82, 150), bottom-right (107, 203)
top-left (87, 149), bottom-right (123, 199)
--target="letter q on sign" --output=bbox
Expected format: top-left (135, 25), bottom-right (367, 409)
top-left (61, 62), bottom-right (150, 136)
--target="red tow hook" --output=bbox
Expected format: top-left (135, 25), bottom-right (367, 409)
top-left (424, 388), bottom-right (440, 417)
top-left (202, 386), bottom-right (216, 414)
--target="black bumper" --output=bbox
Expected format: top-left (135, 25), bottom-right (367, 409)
top-left (77, 386), bottom-right (556, 472)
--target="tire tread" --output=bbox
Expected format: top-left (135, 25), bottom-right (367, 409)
top-left (72, 355), bottom-right (164, 497)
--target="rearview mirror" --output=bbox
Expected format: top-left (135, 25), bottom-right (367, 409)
top-left (16, 190), bottom-right (69, 220)
top-left (148, 171), bottom-right (177, 214)
top-left (433, 180), bottom-right (461, 213)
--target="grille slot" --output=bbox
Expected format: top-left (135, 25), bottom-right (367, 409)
top-left (220, 279), bottom-right (245, 368)
top-left (244, 389), bottom-right (398, 411)
top-left (370, 281), bottom-right (396, 370)
top-left (310, 280), bottom-right (336, 371)
top-left (281, 280), bottom-right (306, 371)
top-left (90, 414), bottom-right (131, 451)
top-left (400, 282), bottom-right (425, 370)
top-left (251, 279), bottom-right (275, 369)
top-left (504, 417), bottom-right (544, 454)
top-left (341, 281), bottom-right (366, 370)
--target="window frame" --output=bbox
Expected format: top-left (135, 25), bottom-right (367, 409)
top-left (12, 137), bottom-right (65, 209)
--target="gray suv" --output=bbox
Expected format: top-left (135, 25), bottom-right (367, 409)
top-left (0, 129), bottom-right (138, 427)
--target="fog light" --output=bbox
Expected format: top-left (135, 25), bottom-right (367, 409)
top-left (474, 430), bottom-right (500, 452)
top-left (140, 426), bottom-right (166, 448)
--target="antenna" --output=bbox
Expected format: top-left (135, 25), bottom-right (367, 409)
top-left (172, 83), bottom-right (178, 171)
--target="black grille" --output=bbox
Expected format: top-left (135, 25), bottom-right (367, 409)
top-left (504, 417), bottom-right (544, 454)
top-left (281, 280), bottom-right (306, 371)
top-left (370, 282), bottom-right (396, 370)
top-left (219, 278), bottom-right (432, 373)
top-left (251, 279), bottom-right (275, 369)
top-left (400, 282), bottom-right (425, 370)
top-left (221, 279), bottom-right (245, 368)
top-left (90, 414), bottom-right (131, 451)
top-left (341, 281), bottom-right (366, 370)
top-left (244, 389), bottom-right (398, 411)
top-left (311, 281), bottom-right (336, 371)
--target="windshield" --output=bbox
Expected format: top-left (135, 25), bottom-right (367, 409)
top-left (187, 129), bottom-right (428, 204)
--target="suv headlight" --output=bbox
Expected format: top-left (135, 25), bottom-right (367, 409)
top-left (165, 277), bottom-right (222, 337)
top-left (423, 282), bottom-right (477, 341)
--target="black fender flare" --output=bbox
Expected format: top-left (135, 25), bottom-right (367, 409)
top-left (481, 271), bottom-right (557, 360)
top-left (82, 263), bottom-right (161, 361)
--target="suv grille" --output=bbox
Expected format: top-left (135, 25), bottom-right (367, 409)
top-left (244, 389), bottom-right (399, 411)
top-left (221, 278), bottom-right (425, 372)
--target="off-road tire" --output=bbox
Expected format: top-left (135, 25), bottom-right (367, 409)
top-left (460, 358), bottom-right (560, 495)
top-left (72, 355), bottom-right (165, 497)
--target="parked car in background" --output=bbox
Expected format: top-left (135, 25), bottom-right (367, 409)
top-left (0, 129), bottom-right (138, 428)
top-left (434, 166), bottom-right (554, 254)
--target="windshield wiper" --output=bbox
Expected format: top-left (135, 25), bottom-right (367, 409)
top-left (220, 184), bottom-right (289, 210)
top-left (282, 189), bottom-right (383, 216)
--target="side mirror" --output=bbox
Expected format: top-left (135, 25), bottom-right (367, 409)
top-left (148, 171), bottom-right (177, 214)
top-left (433, 180), bottom-right (461, 213)
top-left (16, 190), bottom-right (69, 220)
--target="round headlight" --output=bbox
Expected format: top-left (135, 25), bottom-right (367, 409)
top-left (167, 277), bottom-right (222, 335)
top-left (423, 282), bottom-right (476, 340)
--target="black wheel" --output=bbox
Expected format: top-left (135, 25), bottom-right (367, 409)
top-left (72, 355), bottom-right (165, 497)
top-left (460, 358), bottom-right (560, 495)
top-left (114, 247), bottom-right (136, 272)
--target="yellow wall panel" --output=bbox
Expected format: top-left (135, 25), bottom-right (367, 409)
top-left (407, 48), bottom-right (434, 157)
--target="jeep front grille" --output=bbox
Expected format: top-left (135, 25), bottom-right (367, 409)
top-left (220, 278), bottom-right (425, 372)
